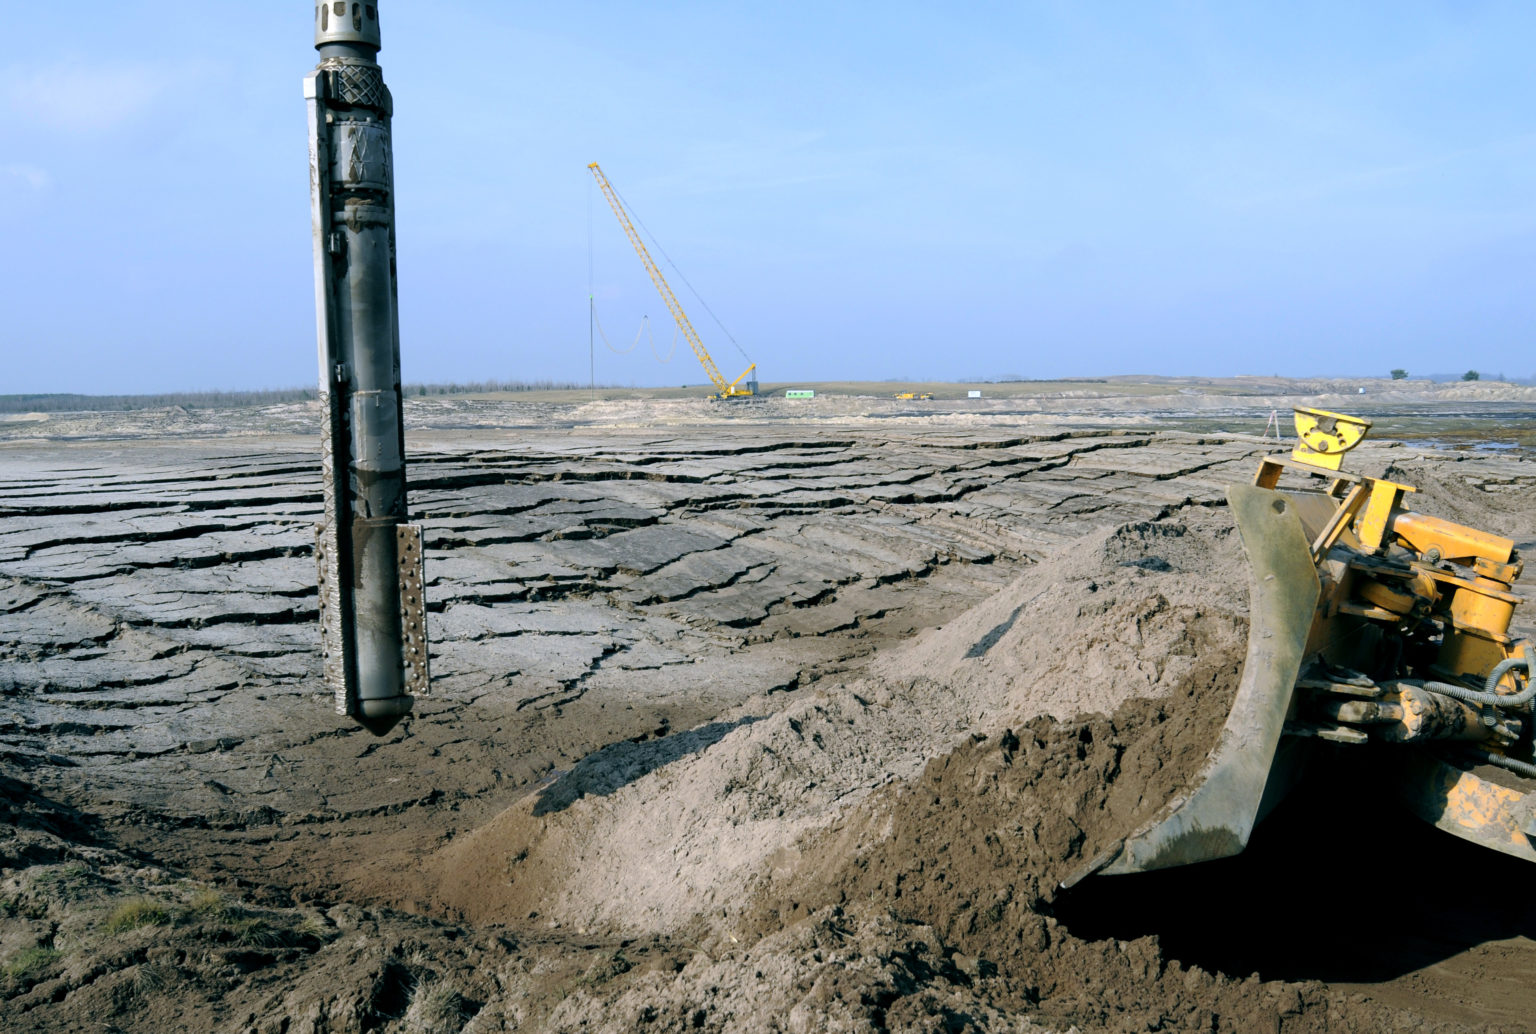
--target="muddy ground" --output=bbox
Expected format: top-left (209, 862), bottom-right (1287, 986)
top-left (2, 382), bottom-right (1536, 1032)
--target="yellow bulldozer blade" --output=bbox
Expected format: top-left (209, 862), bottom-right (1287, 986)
top-left (1073, 485), bottom-right (1322, 880)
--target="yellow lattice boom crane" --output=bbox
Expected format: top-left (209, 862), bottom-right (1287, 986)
top-left (587, 163), bottom-right (757, 399)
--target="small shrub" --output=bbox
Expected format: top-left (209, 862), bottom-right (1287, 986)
top-left (1463, 369), bottom-right (1481, 381)
top-left (1390, 368), bottom-right (1407, 380)
top-left (104, 899), bottom-right (171, 934)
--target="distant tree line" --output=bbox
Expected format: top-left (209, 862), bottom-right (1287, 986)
top-left (972, 376), bottom-right (1109, 384)
top-left (1388, 369), bottom-right (1532, 384)
top-left (404, 379), bottom-right (589, 396)
top-left (0, 380), bottom-right (593, 414)
top-left (0, 388), bottom-right (319, 413)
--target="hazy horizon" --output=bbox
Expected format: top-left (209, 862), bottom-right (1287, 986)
top-left (5, 370), bottom-right (1532, 407)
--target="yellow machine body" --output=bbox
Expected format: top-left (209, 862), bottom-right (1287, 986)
top-left (1073, 410), bottom-right (1534, 881)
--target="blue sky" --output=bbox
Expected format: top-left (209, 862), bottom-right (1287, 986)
top-left (2, 2), bottom-right (1533, 393)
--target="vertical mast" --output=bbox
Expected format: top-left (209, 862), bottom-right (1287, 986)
top-left (305, 1), bottom-right (429, 735)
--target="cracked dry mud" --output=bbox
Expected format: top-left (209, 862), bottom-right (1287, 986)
top-left (2, 396), bottom-right (1536, 1033)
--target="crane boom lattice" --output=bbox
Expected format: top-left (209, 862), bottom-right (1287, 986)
top-left (587, 163), bottom-right (756, 399)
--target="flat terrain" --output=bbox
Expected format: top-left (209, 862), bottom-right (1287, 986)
top-left (2, 378), bottom-right (1535, 1032)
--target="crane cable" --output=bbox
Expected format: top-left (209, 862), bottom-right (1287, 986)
top-left (592, 308), bottom-right (639, 354)
top-left (649, 318), bottom-right (680, 363)
top-left (593, 312), bottom-right (679, 362)
top-left (608, 183), bottom-right (753, 367)
top-left (589, 174), bottom-right (679, 366)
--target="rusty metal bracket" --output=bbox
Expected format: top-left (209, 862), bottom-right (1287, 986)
top-left (1309, 482), bottom-right (1368, 562)
top-left (397, 523), bottom-right (430, 696)
top-left (316, 522), bottom-right (354, 716)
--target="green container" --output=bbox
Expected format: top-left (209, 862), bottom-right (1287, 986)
top-left (784, 390), bottom-right (815, 399)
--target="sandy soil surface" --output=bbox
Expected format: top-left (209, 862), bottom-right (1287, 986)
top-left (2, 381), bottom-right (1535, 1032)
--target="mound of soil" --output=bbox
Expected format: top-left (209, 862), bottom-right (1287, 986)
top-left (541, 696), bottom-right (1485, 1032)
top-left (878, 513), bottom-right (1251, 722)
top-left (405, 512), bottom-right (1249, 933)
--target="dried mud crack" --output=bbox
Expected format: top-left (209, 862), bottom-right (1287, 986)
top-left (2, 406), bottom-right (1536, 1032)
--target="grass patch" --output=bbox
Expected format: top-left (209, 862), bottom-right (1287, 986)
top-left (403, 977), bottom-right (469, 1034)
top-left (31, 863), bottom-right (88, 886)
top-left (179, 889), bottom-right (230, 921)
top-left (164, 890), bottom-right (327, 955)
top-left (206, 912), bottom-right (323, 953)
top-left (25, 863), bottom-right (95, 906)
top-left (103, 899), bottom-right (171, 934)
top-left (297, 916), bottom-right (331, 943)
top-left (4, 947), bottom-right (61, 981)
top-left (132, 962), bottom-right (177, 998)
top-left (228, 917), bottom-right (297, 949)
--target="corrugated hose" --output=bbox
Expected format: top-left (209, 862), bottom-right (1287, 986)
top-left (1423, 649), bottom-right (1535, 711)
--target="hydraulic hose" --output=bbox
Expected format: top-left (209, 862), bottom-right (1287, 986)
top-left (1449, 651), bottom-right (1536, 783)
top-left (1460, 746), bottom-right (1536, 781)
top-left (1421, 650), bottom-right (1535, 710)
top-left (1485, 654), bottom-right (1535, 696)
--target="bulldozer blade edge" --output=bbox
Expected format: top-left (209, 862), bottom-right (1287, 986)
top-left (1075, 485), bottom-right (1321, 880)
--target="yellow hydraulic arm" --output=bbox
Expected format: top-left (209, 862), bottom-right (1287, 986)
top-left (587, 163), bottom-right (756, 398)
